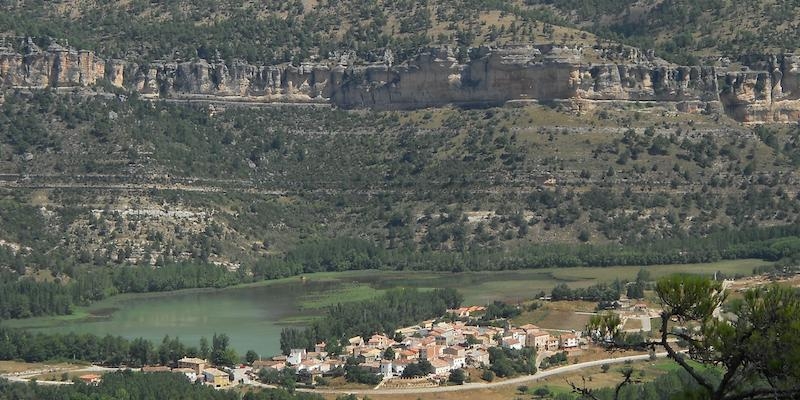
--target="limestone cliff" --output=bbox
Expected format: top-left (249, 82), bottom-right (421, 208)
top-left (0, 41), bottom-right (105, 88)
top-left (1, 40), bottom-right (799, 123)
top-left (718, 55), bottom-right (800, 123)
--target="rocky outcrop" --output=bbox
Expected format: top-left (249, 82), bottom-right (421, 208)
top-left (1, 40), bottom-right (799, 123)
top-left (329, 46), bottom-right (720, 109)
top-left (0, 41), bottom-right (105, 88)
top-left (718, 54), bottom-right (800, 123)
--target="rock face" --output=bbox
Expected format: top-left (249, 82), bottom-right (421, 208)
top-left (1, 40), bottom-right (799, 123)
top-left (718, 55), bottom-right (800, 123)
top-left (0, 42), bottom-right (105, 88)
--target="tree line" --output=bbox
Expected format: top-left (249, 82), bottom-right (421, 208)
top-left (550, 282), bottom-right (622, 302)
top-left (0, 326), bottom-right (237, 367)
top-left (261, 225), bottom-right (800, 275)
top-left (0, 370), bottom-right (331, 400)
top-left (0, 261), bottom-right (244, 320)
top-left (3, 224), bottom-right (800, 322)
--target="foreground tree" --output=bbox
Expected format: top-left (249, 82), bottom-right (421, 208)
top-left (211, 333), bottom-right (238, 367)
top-left (449, 368), bottom-right (466, 385)
top-left (585, 275), bottom-right (800, 400)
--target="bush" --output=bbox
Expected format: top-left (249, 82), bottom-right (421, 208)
top-left (448, 368), bottom-right (466, 385)
top-left (534, 386), bottom-right (551, 396)
top-left (481, 369), bottom-right (495, 382)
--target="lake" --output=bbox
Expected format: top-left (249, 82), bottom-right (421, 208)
top-left (6, 277), bottom-right (345, 357)
top-left (5, 259), bottom-right (766, 356)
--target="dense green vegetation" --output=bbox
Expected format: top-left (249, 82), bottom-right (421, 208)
top-left (0, 262), bottom-right (243, 319)
top-left (3, 91), bottom-right (800, 276)
top-left (0, 372), bottom-right (328, 400)
top-left (278, 288), bottom-right (462, 354)
top-left (2, 0), bottom-right (793, 66)
top-left (401, 359), bottom-right (435, 378)
top-left (0, 0), bottom-right (562, 65)
top-left (487, 346), bottom-right (536, 377)
top-left (550, 281), bottom-right (621, 301)
top-left (527, 0), bottom-right (800, 64)
top-left (0, 371), bottom-right (240, 400)
top-left (0, 325), bottom-right (237, 367)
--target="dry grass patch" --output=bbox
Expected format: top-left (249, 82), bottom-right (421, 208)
top-left (623, 317), bottom-right (643, 331)
top-left (0, 361), bottom-right (79, 374)
top-left (514, 302), bottom-right (595, 331)
top-left (33, 370), bottom-right (106, 382)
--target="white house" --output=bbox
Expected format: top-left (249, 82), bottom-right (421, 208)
top-left (510, 329), bottom-right (528, 345)
top-left (435, 331), bottom-right (458, 346)
top-left (502, 337), bottom-right (523, 350)
top-left (298, 359), bottom-right (322, 372)
top-left (429, 358), bottom-right (451, 375)
top-left (560, 333), bottom-right (579, 349)
top-left (443, 355), bottom-right (465, 370)
top-left (393, 359), bottom-right (411, 376)
top-left (288, 348), bottom-right (306, 365)
top-left (380, 361), bottom-right (393, 377)
top-left (442, 347), bottom-right (466, 369)
top-left (348, 336), bottom-right (365, 347)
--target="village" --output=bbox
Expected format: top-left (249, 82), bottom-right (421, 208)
top-left (88, 297), bottom-right (661, 391)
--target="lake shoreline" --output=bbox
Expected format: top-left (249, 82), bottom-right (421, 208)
top-left (2, 259), bottom-right (768, 355)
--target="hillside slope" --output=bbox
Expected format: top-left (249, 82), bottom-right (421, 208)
top-left (526, 0), bottom-right (800, 64)
top-left (0, 1), bottom-right (798, 283)
top-left (0, 0), bottom-right (574, 64)
top-left (1, 90), bottom-right (799, 272)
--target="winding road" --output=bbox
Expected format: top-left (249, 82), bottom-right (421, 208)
top-left (306, 351), bottom-right (670, 395)
top-left (2, 352), bottom-right (676, 394)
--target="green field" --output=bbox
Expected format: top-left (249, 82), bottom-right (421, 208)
top-left (258, 258), bottom-right (765, 306)
top-left (428, 259), bottom-right (767, 304)
top-left (528, 359), bottom-right (683, 395)
top-left (296, 284), bottom-right (382, 310)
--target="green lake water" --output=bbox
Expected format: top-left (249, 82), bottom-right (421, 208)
top-left (7, 278), bottom-right (341, 357)
top-left (6, 270), bottom-right (552, 356)
top-left (6, 260), bottom-right (765, 356)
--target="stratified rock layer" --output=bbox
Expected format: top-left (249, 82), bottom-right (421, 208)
top-left (1, 42), bottom-right (799, 123)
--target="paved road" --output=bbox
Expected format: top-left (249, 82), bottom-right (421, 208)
top-left (306, 352), bottom-right (671, 395)
top-left (2, 352), bottom-right (677, 393)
